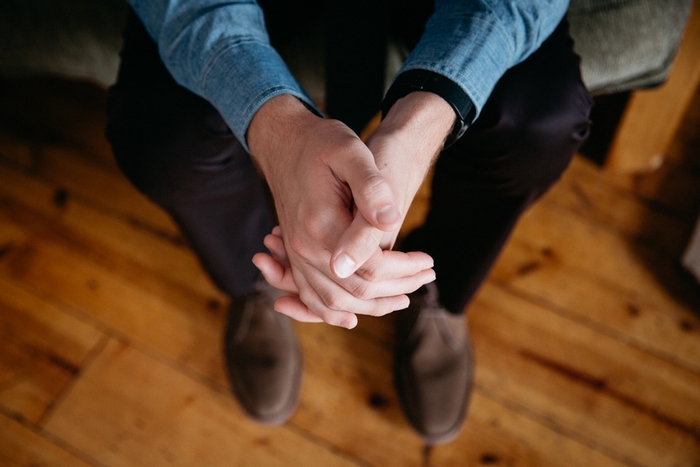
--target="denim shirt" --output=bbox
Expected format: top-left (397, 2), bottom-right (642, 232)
top-left (127, 0), bottom-right (568, 151)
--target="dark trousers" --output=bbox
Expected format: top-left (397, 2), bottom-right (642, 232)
top-left (105, 8), bottom-right (592, 313)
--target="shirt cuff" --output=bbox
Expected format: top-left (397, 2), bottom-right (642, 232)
top-left (199, 40), bottom-right (322, 153)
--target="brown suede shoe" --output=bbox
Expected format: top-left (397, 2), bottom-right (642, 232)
top-left (394, 283), bottom-right (474, 444)
top-left (224, 280), bottom-right (302, 426)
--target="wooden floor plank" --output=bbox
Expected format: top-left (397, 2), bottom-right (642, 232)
top-left (600, 161), bottom-right (700, 220)
top-left (0, 139), bottom-right (181, 240)
top-left (0, 157), bottom-right (639, 466)
top-left (0, 204), bottom-right (631, 466)
top-left (542, 156), bottom-right (695, 254)
top-left (292, 320), bottom-right (628, 467)
top-left (0, 162), bottom-right (232, 385)
top-left (42, 338), bottom-right (362, 467)
top-left (492, 239), bottom-right (700, 374)
top-left (433, 394), bottom-right (628, 467)
top-left (0, 235), bottom-right (230, 387)
top-left (506, 199), bottom-right (698, 323)
top-left (0, 163), bottom-right (218, 298)
top-left (470, 283), bottom-right (700, 467)
top-left (0, 412), bottom-right (95, 467)
top-left (0, 276), bottom-right (104, 424)
top-left (490, 202), bottom-right (700, 372)
top-left (2, 75), bottom-right (699, 467)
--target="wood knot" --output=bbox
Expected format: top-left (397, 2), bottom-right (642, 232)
top-left (53, 187), bottom-right (69, 207)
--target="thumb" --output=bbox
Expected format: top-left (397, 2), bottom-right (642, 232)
top-left (340, 151), bottom-right (401, 233)
top-left (329, 145), bottom-right (402, 278)
top-left (330, 213), bottom-right (383, 278)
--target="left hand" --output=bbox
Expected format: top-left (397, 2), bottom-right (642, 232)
top-left (333, 90), bottom-right (457, 269)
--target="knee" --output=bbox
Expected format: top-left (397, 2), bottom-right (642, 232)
top-left (105, 85), bottom-right (248, 207)
top-left (443, 81), bottom-right (592, 196)
top-left (513, 86), bottom-right (593, 189)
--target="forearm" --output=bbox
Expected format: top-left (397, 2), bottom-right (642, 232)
top-left (369, 91), bottom-right (456, 216)
top-left (247, 95), bottom-right (323, 180)
top-left (395, 0), bottom-right (568, 123)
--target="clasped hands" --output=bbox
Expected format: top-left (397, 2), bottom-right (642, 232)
top-left (247, 92), bottom-right (455, 329)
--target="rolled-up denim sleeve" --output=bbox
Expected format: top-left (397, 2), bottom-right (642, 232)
top-left (127, 0), bottom-right (319, 151)
top-left (396, 0), bottom-right (569, 122)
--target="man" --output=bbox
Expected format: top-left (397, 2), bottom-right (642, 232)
top-left (106, 0), bottom-right (592, 444)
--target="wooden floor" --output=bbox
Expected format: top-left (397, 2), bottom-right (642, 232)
top-left (1, 76), bottom-right (699, 467)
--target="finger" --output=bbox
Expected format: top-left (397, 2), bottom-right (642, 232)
top-left (273, 296), bottom-right (324, 323)
top-left (356, 250), bottom-right (434, 281)
top-left (291, 269), bottom-right (361, 329)
top-left (347, 268), bottom-right (436, 300)
top-left (253, 253), bottom-right (361, 327)
top-left (263, 232), bottom-right (290, 266)
top-left (338, 150), bottom-right (401, 231)
top-left (330, 213), bottom-right (383, 278)
top-left (300, 264), bottom-right (410, 319)
top-left (252, 252), bottom-right (299, 294)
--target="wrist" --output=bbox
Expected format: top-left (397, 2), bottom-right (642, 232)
top-left (367, 92), bottom-right (454, 217)
top-left (247, 94), bottom-right (321, 174)
top-left (378, 91), bottom-right (455, 165)
top-left (382, 70), bottom-right (475, 148)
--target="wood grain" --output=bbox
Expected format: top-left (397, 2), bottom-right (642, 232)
top-left (471, 283), bottom-right (700, 467)
top-left (43, 338), bottom-right (360, 467)
top-left (0, 412), bottom-right (94, 467)
top-left (1, 71), bottom-right (699, 466)
top-left (0, 276), bottom-right (103, 424)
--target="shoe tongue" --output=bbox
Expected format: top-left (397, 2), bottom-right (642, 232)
top-left (253, 279), bottom-right (285, 301)
top-left (422, 283), bottom-right (441, 309)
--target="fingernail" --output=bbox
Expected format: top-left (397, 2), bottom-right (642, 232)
top-left (341, 316), bottom-right (358, 329)
top-left (376, 205), bottom-right (399, 225)
top-left (334, 253), bottom-right (356, 278)
top-left (394, 296), bottom-right (410, 311)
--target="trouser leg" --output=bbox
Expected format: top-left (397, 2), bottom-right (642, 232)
top-left (402, 19), bottom-right (593, 314)
top-left (105, 11), bottom-right (273, 297)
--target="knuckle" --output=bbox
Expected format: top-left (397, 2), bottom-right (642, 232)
top-left (359, 175), bottom-right (387, 201)
top-left (288, 233), bottom-right (311, 258)
top-left (298, 289), bottom-right (316, 309)
top-left (357, 263), bottom-right (381, 281)
top-left (359, 229), bottom-right (380, 251)
top-left (406, 278), bottom-right (425, 294)
top-left (302, 214), bottom-right (326, 241)
top-left (365, 301), bottom-right (385, 317)
top-left (346, 229), bottom-right (381, 259)
top-left (348, 280), bottom-right (372, 300)
top-left (325, 312), bottom-right (350, 328)
top-left (320, 291), bottom-right (345, 312)
top-left (288, 233), bottom-right (304, 254)
top-left (370, 299), bottom-right (394, 317)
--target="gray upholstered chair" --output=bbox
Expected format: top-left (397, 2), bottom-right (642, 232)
top-left (569, 0), bottom-right (693, 95)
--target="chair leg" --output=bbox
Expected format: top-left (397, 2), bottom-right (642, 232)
top-left (604, 0), bottom-right (700, 173)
